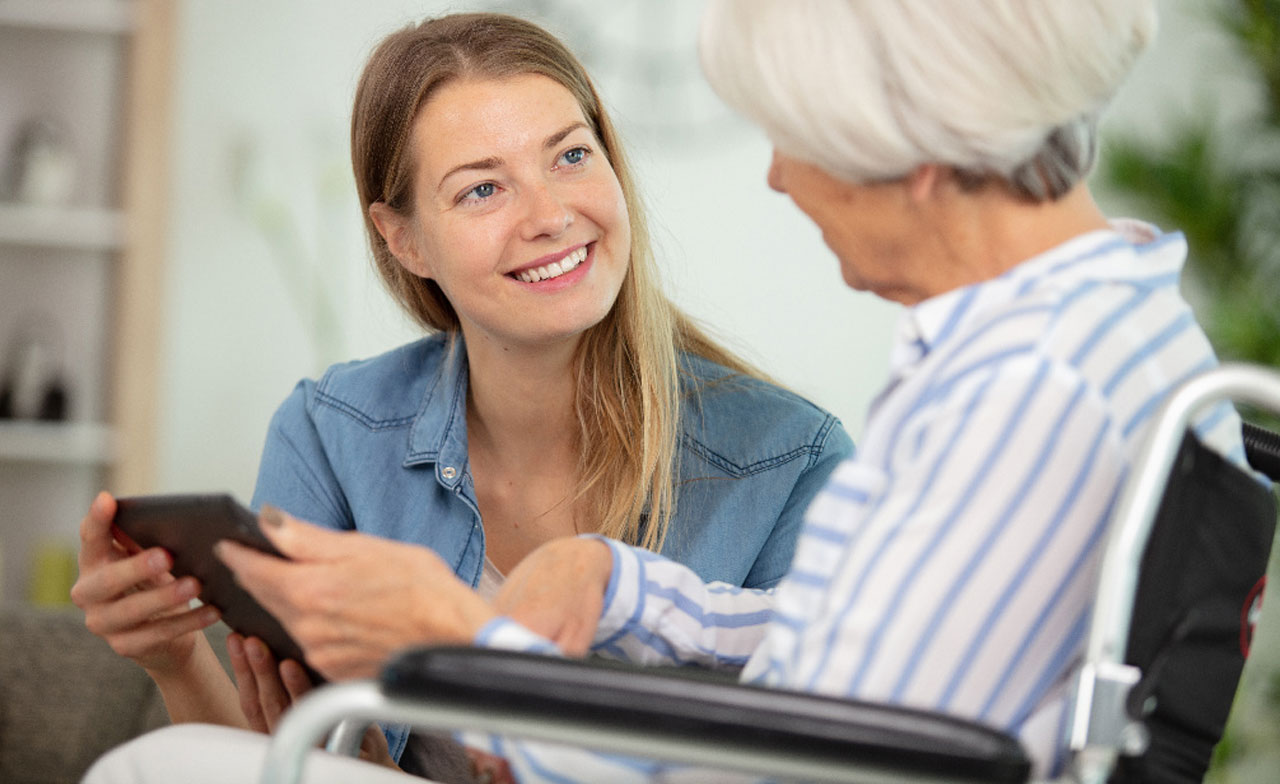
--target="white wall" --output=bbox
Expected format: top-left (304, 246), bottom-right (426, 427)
top-left (154, 0), bottom-right (1241, 499)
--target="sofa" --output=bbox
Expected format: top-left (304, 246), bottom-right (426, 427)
top-left (0, 603), bottom-right (232, 784)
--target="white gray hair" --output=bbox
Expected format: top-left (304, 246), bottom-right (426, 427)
top-left (699, 0), bottom-right (1157, 202)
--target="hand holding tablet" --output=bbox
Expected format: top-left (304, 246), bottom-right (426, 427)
top-left (111, 493), bottom-right (319, 681)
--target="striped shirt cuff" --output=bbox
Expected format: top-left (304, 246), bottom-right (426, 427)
top-left (474, 617), bottom-right (560, 655)
top-left (583, 535), bottom-right (647, 650)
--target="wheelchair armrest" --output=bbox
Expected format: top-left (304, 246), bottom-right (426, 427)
top-left (381, 646), bottom-right (1032, 783)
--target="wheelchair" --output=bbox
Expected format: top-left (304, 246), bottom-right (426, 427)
top-left (259, 363), bottom-right (1280, 784)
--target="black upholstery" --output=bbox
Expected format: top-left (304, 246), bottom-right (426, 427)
top-left (382, 647), bottom-right (1033, 782)
top-left (1243, 421), bottom-right (1280, 480)
top-left (1113, 430), bottom-right (1278, 783)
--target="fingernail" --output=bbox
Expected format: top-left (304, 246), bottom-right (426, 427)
top-left (177, 578), bottom-right (198, 599)
top-left (148, 550), bottom-right (169, 572)
top-left (260, 505), bottom-right (284, 529)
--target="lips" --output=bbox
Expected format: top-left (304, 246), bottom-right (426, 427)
top-left (510, 245), bottom-right (588, 283)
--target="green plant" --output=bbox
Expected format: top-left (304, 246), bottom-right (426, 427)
top-left (1101, 0), bottom-right (1280, 370)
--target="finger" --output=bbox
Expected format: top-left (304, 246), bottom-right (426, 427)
top-left (227, 633), bottom-right (268, 733)
top-left (255, 505), bottom-right (351, 562)
top-left (358, 724), bottom-right (395, 766)
top-left (81, 575), bottom-right (202, 636)
top-left (214, 540), bottom-right (299, 622)
top-left (244, 636), bottom-right (292, 729)
top-left (554, 621), bottom-right (595, 658)
top-left (71, 548), bottom-right (180, 610)
top-left (98, 603), bottom-right (220, 660)
top-left (278, 659), bottom-right (314, 702)
top-left (77, 492), bottom-right (119, 568)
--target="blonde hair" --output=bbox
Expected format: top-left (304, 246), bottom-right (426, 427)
top-left (351, 13), bottom-right (761, 550)
top-left (699, 0), bottom-right (1158, 201)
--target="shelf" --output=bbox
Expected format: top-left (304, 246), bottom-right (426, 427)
top-left (0, 0), bottom-right (135, 34)
top-left (0, 420), bottom-right (116, 465)
top-left (0, 203), bottom-right (125, 251)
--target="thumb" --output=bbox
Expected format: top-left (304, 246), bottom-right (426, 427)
top-left (257, 506), bottom-right (347, 562)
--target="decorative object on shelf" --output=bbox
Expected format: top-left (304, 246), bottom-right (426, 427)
top-left (28, 540), bottom-right (77, 606)
top-left (0, 317), bottom-right (69, 422)
top-left (3, 117), bottom-right (78, 206)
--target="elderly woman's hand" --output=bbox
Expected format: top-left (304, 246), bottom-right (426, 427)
top-left (492, 537), bottom-right (613, 656)
top-left (215, 507), bottom-right (497, 681)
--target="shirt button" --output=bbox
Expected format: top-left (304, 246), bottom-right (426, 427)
top-left (441, 466), bottom-right (457, 480)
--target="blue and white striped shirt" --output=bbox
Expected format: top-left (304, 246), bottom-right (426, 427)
top-left (472, 220), bottom-right (1246, 781)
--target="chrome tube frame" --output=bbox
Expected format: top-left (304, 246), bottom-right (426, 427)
top-left (1067, 364), bottom-right (1280, 782)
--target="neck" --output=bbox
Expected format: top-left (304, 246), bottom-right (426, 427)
top-left (462, 331), bottom-right (580, 467)
top-left (917, 181), bottom-right (1112, 302)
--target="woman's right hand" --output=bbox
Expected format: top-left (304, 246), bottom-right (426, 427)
top-left (70, 491), bottom-right (221, 675)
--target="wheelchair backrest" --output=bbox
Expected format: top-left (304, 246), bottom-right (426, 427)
top-left (1113, 428), bottom-right (1278, 783)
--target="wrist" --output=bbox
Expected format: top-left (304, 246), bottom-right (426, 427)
top-left (415, 580), bottom-right (498, 646)
top-left (142, 634), bottom-right (208, 684)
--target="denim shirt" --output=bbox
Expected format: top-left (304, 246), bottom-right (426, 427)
top-left (250, 333), bottom-right (853, 760)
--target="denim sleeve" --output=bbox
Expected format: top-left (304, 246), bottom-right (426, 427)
top-left (743, 416), bottom-right (855, 589)
top-left (249, 380), bottom-right (351, 531)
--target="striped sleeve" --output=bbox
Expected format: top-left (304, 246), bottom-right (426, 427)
top-left (758, 354), bottom-right (1128, 751)
top-left (457, 552), bottom-right (765, 784)
top-left (591, 537), bottom-right (775, 669)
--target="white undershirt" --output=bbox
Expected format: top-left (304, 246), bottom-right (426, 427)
top-left (475, 557), bottom-right (506, 601)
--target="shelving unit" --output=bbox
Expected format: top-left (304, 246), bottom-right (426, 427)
top-left (0, 0), bottom-right (135, 35)
top-left (0, 202), bottom-right (126, 251)
top-left (0, 421), bottom-right (115, 465)
top-left (0, 0), bottom-right (172, 603)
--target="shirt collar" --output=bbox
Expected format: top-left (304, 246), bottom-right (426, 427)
top-left (405, 335), bottom-right (470, 487)
top-left (889, 220), bottom-right (1186, 375)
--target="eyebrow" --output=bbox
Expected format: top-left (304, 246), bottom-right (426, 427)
top-left (436, 122), bottom-right (591, 191)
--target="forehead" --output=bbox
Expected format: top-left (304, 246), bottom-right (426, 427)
top-left (414, 74), bottom-right (591, 171)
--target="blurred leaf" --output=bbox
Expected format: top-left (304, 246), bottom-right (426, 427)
top-left (1100, 0), bottom-right (1279, 369)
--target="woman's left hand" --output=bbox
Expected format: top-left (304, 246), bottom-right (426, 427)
top-left (226, 632), bottom-right (311, 734)
top-left (215, 507), bottom-right (497, 682)
top-left (226, 632), bottom-right (396, 766)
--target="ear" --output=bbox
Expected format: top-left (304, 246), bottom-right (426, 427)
top-left (906, 164), bottom-right (942, 204)
top-left (369, 202), bottom-right (430, 278)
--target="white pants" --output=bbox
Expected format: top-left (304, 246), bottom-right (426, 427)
top-left (82, 724), bottom-right (439, 784)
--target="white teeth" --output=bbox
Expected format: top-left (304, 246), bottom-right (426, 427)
top-left (514, 246), bottom-right (587, 283)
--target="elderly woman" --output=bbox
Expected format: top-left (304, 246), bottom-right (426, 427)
top-left (84, 1), bottom-right (1246, 782)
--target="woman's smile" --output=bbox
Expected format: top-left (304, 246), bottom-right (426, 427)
top-left (509, 243), bottom-right (592, 286)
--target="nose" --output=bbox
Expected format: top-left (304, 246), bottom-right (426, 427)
top-left (767, 149), bottom-right (786, 194)
top-left (521, 181), bottom-right (573, 240)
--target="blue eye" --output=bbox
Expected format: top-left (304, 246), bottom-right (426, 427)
top-left (559, 147), bottom-right (589, 166)
top-left (461, 182), bottom-right (496, 202)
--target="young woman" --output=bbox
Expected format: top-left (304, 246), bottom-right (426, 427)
top-left (71, 11), bottom-right (851, 779)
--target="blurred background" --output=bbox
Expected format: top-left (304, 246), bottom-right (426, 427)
top-left (0, 0), bottom-right (1275, 780)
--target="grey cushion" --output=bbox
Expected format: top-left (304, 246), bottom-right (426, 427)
top-left (0, 605), bottom-right (230, 784)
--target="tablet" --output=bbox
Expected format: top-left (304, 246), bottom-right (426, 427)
top-left (113, 493), bottom-right (319, 681)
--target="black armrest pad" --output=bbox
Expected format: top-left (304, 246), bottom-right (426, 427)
top-left (382, 647), bottom-right (1031, 782)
